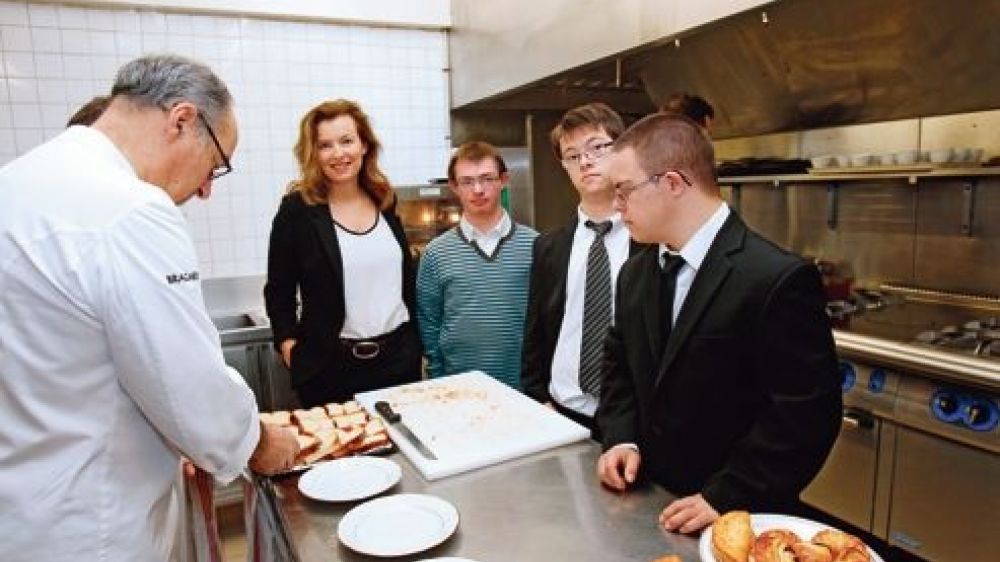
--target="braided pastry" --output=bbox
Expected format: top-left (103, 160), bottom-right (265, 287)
top-left (812, 530), bottom-right (869, 561)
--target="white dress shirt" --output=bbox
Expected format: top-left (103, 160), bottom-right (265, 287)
top-left (0, 127), bottom-right (260, 562)
top-left (335, 215), bottom-right (410, 339)
top-left (459, 210), bottom-right (512, 257)
top-left (549, 209), bottom-right (632, 416)
top-left (659, 202), bottom-right (731, 325)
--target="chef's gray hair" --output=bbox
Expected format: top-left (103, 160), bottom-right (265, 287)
top-left (111, 54), bottom-right (232, 130)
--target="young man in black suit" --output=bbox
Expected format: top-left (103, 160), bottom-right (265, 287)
top-left (521, 103), bottom-right (635, 436)
top-left (597, 113), bottom-right (841, 534)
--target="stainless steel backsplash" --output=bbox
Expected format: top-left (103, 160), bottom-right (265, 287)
top-left (729, 176), bottom-right (1000, 298)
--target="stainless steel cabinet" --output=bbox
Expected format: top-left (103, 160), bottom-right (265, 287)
top-left (220, 342), bottom-right (262, 402)
top-left (259, 347), bottom-right (299, 411)
top-left (887, 427), bottom-right (1000, 562)
top-left (801, 409), bottom-right (880, 531)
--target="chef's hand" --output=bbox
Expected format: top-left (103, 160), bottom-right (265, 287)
top-left (658, 493), bottom-right (719, 534)
top-left (249, 422), bottom-right (300, 475)
top-left (279, 339), bottom-right (298, 368)
top-left (597, 445), bottom-right (641, 491)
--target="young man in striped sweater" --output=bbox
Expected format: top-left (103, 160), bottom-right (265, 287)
top-left (416, 141), bottom-right (538, 389)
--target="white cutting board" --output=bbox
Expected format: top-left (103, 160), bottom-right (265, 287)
top-left (355, 371), bottom-right (590, 480)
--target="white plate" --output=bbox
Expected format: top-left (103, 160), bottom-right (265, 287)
top-left (698, 513), bottom-right (884, 562)
top-left (417, 558), bottom-right (482, 562)
top-left (338, 494), bottom-right (459, 557)
top-left (297, 457), bottom-right (401, 502)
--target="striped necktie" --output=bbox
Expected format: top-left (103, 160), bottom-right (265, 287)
top-left (579, 220), bottom-right (613, 396)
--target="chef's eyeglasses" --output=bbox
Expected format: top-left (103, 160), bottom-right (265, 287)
top-left (455, 174), bottom-right (502, 190)
top-left (561, 141), bottom-right (614, 167)
top-left (197, 112), bottom-right (233, 180)
top-left (614, 169), bottom-right (692, 204)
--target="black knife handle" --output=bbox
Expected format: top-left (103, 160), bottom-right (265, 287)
top-left (374, 401), bottom-right (401, 423)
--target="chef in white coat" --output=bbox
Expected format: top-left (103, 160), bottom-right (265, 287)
top-left (0, 54), bottom-right (298, 561)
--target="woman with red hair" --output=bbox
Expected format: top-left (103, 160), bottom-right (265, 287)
top-left (265, 100), bottom-right (421, 406)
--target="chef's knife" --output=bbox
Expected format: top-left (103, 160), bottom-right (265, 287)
top-left (374, 401), bottom-right (438, 460)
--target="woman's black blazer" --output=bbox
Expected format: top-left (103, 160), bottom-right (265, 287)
top-left (263, 191), bottom-right (417, 387)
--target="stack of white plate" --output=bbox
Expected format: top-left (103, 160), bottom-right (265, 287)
top-left (297, 458), bottom-right (466, 558)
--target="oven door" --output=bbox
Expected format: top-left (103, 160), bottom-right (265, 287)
top-left (801, 408), bottom-right (879, 531)
top-left (888, 427), bottom-right (1000, 562)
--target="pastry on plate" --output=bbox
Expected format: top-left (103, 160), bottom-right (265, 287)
top-left (712, 510), bottom-right (753, 562)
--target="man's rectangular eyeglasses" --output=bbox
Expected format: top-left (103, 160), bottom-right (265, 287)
top-left (561, 141), bottom-right (614, 167)
top-left (455, 174), bottom-right (502, 190)
top-left (197, 113), bottom-right (233, 180)
top-left (614, 169), bottom-right (692, 203)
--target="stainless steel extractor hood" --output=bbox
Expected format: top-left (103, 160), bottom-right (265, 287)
top-left (456, 0), bottom-right (1000, 139)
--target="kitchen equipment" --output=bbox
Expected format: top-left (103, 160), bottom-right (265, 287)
top-left (885, 377), bottom-right (1000, 562)
top-left (805, 286), bottom-right (1000, 561)
top-left (375, 401), bottom-right (439, 460)
top-left (356, 372), bottom-right (590, 480)
top-left (337, 494), bottom-right (459, 557)
top-left (928, 149), bottom-right (954, 164)
top-left (850, 154), bottom-right (874, 167)
top-left (715, 157), bottom-right (811, 176)
top-left (297, 457), bottom-right (402, 502)
top-left (801, 360), bottom-right (896, 531)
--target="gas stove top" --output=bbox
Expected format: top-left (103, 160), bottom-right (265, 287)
top-left (827, 289), bottom-right (1000, 362)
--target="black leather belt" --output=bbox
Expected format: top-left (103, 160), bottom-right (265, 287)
top-left (348, 340), bottom-right (380, 359)
top-left (340, 323), bottom-right (409, 361)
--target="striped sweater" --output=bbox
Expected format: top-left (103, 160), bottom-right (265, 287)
top-left (416, 223), bottom-right (538, 389)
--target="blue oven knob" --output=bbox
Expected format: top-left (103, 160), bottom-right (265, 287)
top-left (930, 389), bottom-right (964, 424)
top-left (963, 396), bottom-right (999, 432)
top-left (839, 362), bottom-right (856, 393)
top-left (868, 369), bottom-right (887, 393)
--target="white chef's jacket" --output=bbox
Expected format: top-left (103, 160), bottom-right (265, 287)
top-left (0, 126), bottom-right (260, 562)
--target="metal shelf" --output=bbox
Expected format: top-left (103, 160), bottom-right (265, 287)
top-left (718, 167), bottom-right (1000, 187)
top-left (719, 167), bottom-right (998, 234)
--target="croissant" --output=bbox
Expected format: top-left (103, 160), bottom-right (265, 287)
top-left (789, 542), bottom-right (833, 562)
top-left (749, 529), bottom-right (800, 562)
top-left (712, 511), bottom-right (754, 562)
top-left (812, 530), bottom-right (868, 561)
top-left (833, 546), bottom-right (871, 562)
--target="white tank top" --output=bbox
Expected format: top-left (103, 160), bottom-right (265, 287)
top-left (334, 214), bottom-right (410, 339)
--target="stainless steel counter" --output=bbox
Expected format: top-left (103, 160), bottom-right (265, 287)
top-left (262, 441), bottom-right (700, 561)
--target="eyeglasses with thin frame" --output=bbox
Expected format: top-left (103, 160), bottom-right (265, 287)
top-left (561, 140), bottom-right (614, 167)
top-left (196, 112), bottom-right (233, 180)
top-left (614, 169), bottom-right (692, 204)
top-left (455, 174), bottom-right (502, 190)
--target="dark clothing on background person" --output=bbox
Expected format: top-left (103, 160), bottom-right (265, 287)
top-left (598, 211), bottom-right (841, 514)
top-left (264, 191), bottom-right (420, 406)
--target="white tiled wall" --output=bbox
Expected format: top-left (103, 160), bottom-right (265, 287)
top-left (0, 0), bottom-right (451, 278)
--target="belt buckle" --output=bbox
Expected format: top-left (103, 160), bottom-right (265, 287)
top-left (351, 341), bottom-right (380, 360)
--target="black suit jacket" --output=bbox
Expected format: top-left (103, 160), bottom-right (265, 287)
top-left (263, 191), bottom-right (417, 388)
top-left (521, 217), bottom-right (644, 404)
top-left (597, 211), bottom-right (841, 514)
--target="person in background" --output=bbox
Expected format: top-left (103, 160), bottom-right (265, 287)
top-left (0, 54), bottom-right (298, 562)
top-left (597, 113), bottom-right (841, 534)
top-left (264, 99), bottom-right (421, 407)
top-left (521, 103), bottom-right (640, 437)
top-left (66, 95), bottom-right (110, 127)
top-left (660, 92), bottom-right (715, 132)
top-left (416, 141), bottom-right (538, 389)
